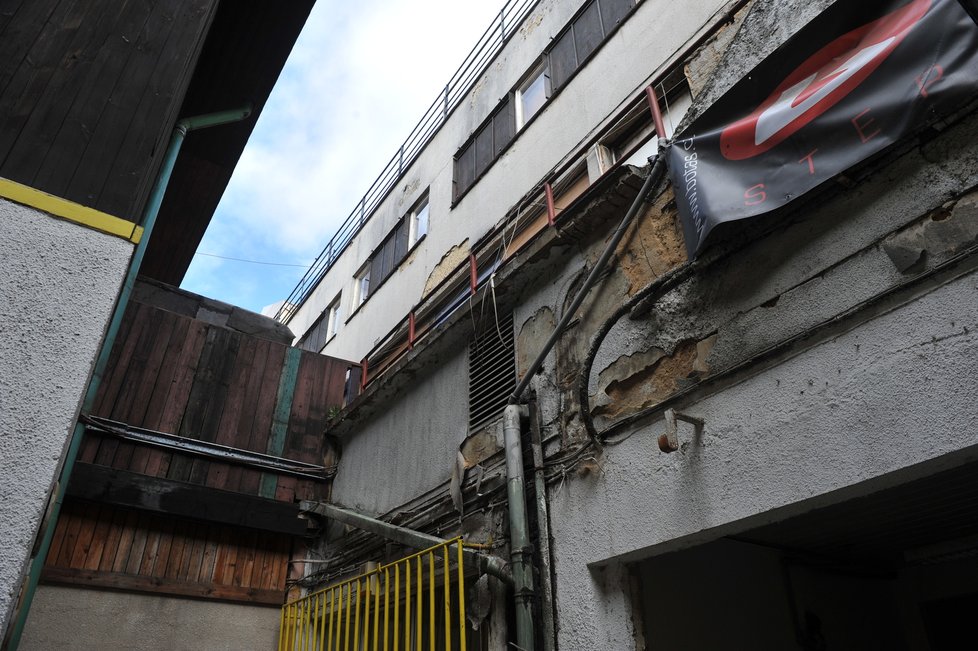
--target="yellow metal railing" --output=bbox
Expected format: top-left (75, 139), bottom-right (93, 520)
top-left (279, 538), bottom-right (468, 651)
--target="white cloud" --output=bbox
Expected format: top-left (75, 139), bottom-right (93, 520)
top-left (183, 0), bottom-right (505, 311)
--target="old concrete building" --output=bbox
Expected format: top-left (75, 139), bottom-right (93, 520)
top-left (0, 1), bottom-right (314, 648)
top-left (280, 0), bottom-right (978, 649)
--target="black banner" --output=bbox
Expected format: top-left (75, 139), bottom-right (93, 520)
top-left (668, 0), bottom-right (978, 257)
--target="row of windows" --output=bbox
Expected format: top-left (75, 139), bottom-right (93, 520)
top-left (299, 195), bottom-right (429, 352)
top-left (453, 0), bottom-right (637, 201)
top-left (301, 0), bottom-right (644, 354)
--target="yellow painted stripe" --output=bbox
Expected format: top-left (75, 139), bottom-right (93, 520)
top-left (0, 177), bottom-right (142, 243)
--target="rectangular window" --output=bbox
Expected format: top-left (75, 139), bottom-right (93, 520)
top-left (549, 28), bottom-right (578, 90)
top-left (357, 191), bottom-right (430, 305)
top-left (409, 196), bottom-right (429, 245)
top-left (516, 63), bottom-right (550, 129)
top-left (599, 0), bottom-right (633, 31)
top-left (452, 0), bottom-right (636, 202)
top-left (549, 0), bottom-right (636, 92)
top-left (353, 264), bottom-right (370, 307)
top-left (573, 1), bottom-right (604, 64)
top-left (492, 98), bottom-right (515, 157)
top-left (326, 294), bottom-right (342, 340)
top-left (299, 292), bottom-right (342, 352)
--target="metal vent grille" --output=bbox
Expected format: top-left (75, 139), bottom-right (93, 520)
top-left (469, 312), bottom-right (517, 430)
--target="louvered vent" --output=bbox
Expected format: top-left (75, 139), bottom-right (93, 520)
top-left (469, 311), bottom-right (517, 430)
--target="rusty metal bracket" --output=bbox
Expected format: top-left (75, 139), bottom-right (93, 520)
top-left (657, 408), bottom-right (704, 452)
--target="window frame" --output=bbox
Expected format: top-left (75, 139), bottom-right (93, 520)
top-left (408, 194), bottom-right (430, 247)
top-left (353, 263), bottom-right (371, 308)
top-left (515, 62), bottom-right (551, 129)
top-left (451, 0), bottom-right (641, 206)
top-left (325, 293), bottom-right (342, 341)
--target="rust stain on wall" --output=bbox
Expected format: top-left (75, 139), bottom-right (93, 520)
top-left (461, 429), bottom-right (501, 468)
top-left (615, 193), bottom-right (687, 295)
top-left (593, 340), bottom-right (699, 420)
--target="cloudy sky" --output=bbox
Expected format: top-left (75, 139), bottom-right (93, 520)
top-left (181, 0), bottom-right (505, 313)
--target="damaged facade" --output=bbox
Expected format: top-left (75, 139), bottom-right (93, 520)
top-left (283, 0), bottom-right (978, 649)
top-left (0, 1), bottom-right (318, 649)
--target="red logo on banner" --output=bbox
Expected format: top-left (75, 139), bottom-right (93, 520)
top-left (719, 0), bottom-right (931, 160)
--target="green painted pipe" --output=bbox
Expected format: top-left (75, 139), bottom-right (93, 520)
top-left (504, 404), bottom-right (535, 651)
top-left (4, 105), bottom-right (251, 650)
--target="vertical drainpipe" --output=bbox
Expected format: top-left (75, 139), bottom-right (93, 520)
top-left (4, 106), bottom-right (251, 650)
top-left (503, 404), bottom-right (535, 651)
top-left (529, 400), bottom-right (556, 651)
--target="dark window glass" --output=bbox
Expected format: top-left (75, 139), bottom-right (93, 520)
top-left (549, 29), bottom-right (577, 90)
top-left (474, 123), bottom-right (494, 176)
top-left (599, 0), bottom-right (633, 31)
top-left (455, 143), bottom-right (475, 198)
top-left (392, 219), bottom-right (409, 262)
top-left (574, 1), bottom-right (603, 64)
top-left (493, 99), bottom-right (515, 155)
top-left (301, 314), bottom-right (328, 352)
top-left (369, 245), bottom-right (385, 290)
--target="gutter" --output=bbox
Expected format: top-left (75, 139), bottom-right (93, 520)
top-left (4, 106), bottom-right (252, 651)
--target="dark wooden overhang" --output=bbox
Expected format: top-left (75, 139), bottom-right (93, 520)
top-left (140, 0), bottom-right (315, 285)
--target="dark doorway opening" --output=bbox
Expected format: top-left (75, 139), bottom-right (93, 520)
top-left (637, 461), bottom-right (978, 650)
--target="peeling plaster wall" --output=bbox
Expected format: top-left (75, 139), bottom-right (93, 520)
top-left (20, 585), bottom-right (280, 651)
top-left (541, 0), bottom-right (978, 640)
top-left (302, 0), bottom-right (978, 648)
top-left (287, 0), bottom-right (728, 362)
top-left (550, 268), bottom-right (978, 650)
top-left (0, 199), bottom-right (131, 635)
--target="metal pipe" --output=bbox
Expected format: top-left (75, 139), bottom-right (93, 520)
top-left (509, 152), bottom-right (668, 405)
top-left (504, 404), bottom-right (535, 651)
top-left (81, 415), bottom-right (329, 480)
top-left (298, 500), bottom-right (512, 585)
top-left (4, 106), bottom-right (252, 650)
top-left (529, 402), bottom-right (556, 651)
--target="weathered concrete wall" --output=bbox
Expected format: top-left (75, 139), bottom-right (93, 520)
top-left (549, 268), bottom-right (978, 649)
top-left (20, 585), bottom-right (280, 651)
top-left (0, 199), bottom-right (131, 635)
top-left (289, 0), bottom-right (728, 361)
top-left (329, 344), bottom-right (470, 515)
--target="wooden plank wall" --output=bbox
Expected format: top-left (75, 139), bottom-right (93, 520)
top-left (77, 298), bottom-right (349, 503)
top-left (43, 501), bottom-right (290, 605)
top-left (47, 293), bottom-right (353, 603)
top-left (0, 0), bottom-right (217, 221)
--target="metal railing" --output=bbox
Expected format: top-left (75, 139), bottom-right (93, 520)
top-left (278, 538), bottom-right (469, 651)
top-left (275, 0), bottom-right (540, 324)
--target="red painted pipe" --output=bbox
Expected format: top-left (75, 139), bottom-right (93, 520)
top-left (408, 312), bottom-right (416, 350)
top-left (544, 182), bottom-right (556, 226)
top-left (469, 253), bottom-right (478, 294)
top-left (645, 86), bottom-right (667, 138)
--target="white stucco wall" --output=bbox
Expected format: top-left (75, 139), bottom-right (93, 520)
top-left (0, 199), bottom-right (132, 635)
top-left (288, 0), bottom-right (727, 362)
top-left (20, 585), bottom-right (281, 651)
top-left (548, 270), bottom-right (978, 649)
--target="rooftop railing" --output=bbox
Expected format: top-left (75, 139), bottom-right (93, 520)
top-left (275, 0), bottom-right (540, 324)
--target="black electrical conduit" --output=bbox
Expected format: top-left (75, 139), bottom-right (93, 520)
top-left (508, 148), bottom-right (670, 410)
top-left (576, 258), bottom-right (699, 445)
